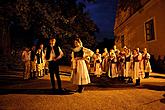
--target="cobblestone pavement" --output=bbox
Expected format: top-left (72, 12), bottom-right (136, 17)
top-left (0, 66), bottom-right (164, 110)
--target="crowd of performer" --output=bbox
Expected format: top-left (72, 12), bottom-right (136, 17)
top-left (21, 43), bottom-right (49, 80)
top-left (90, 45), bottom-right (152, 86)
top-left (21, 37), bottom-right (152, 93)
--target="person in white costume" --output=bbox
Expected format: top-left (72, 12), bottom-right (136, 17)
top-left (71, 38), bottom-right (94, 93)
top-left (101, 48), bottom-right (109, 73)
top-left (132, 49), bottom-right (142, 86)
top-left (94, 49), bottom-right (102, 77)
top-left (108, 49), bottom-right (118, 78)
top-left (142, 48), bottom-right (152, 78)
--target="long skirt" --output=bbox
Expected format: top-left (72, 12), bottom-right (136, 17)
top-left (71, 59), bottom-right (90, 85)
top-left (133, 62), bottom-right (140, 79)
top-left (118, 62), bottom-right (125, 77)
top-left (139, 61), bottom-right (144, 78)
top-left (94, 63), bottom-right (102, 76)
top-left (143, 60), bottom-right (152, 73)
top-left (102, 58), bottom-right (109, 72)
top-left (108, 63), bottom-right (118, 78)
top-left (125, 62), bottom-right (131, 77)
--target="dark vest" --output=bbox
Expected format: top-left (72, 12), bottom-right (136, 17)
top-left (74, 47), bottom-right (83, 58)
top-left (46, 45), bottom-right (60, 60)
top-left (133, 55), bottom-right (139, 62)
top-left (30, 50), bottom-right (36, 61)
top-left (125, 55), bottom-right (131, 62)
top-left (36, 51), bottom-right (43, 64)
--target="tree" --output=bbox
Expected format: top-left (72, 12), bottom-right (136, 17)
top-left (0, 0), bottom-right (98, 64)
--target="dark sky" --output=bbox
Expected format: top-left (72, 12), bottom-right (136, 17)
top-left (85, 0), bottom-right (117, 41)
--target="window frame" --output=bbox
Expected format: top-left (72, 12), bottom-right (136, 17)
top-left (144, 18), bottom-right (156, 42)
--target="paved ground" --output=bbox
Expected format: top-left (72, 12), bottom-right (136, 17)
top-left (0, 66), bottom-right (165, 110)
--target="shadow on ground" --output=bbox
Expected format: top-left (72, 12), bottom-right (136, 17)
top-left (150, 75), bottom-right (165, 79)
top-left (0, 89), bottom-right (74, 95)
top-left (160, 94), bottom-right (165, 104)
top-left (142, 94), bottom-right (165, 105)
top-left (0, 73), bottom-right (164, 95)
top-left (142, 84), bottom-right (165, 91)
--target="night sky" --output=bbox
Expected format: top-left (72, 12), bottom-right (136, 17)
top-left (85, 0), bottom-right (117, 41)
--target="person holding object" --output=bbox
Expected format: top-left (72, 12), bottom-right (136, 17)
top-left (45, 37), bottom-right (64, 92)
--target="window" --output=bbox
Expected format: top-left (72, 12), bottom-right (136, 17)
top-left (145, 19), bottom-right (155, 41)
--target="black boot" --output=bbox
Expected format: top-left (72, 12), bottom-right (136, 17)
top-left (77, 85), bottom-right (84, 93)
top-left (45, 69), bottom-right (48, 75)
top-left (144, 72), bottom-right (149, 78)
top-left (121, 76), bottom-right (125, 81)
top-left (42, 69), bottom-right (45, 77)
top-left (33, 71), bottom-right (37, 79)
top-left (118, 76), bottom-right (121, 81)
top-left (135, 78), bottom-right (140, 86)
top-left (128, 77), bottom-right (133, 83)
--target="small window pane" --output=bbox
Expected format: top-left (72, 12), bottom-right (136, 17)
top-left (145, 19), bottom-right (155, 41)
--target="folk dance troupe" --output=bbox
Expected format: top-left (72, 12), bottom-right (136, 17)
top-left (21, 37), bottom-right (152, 93)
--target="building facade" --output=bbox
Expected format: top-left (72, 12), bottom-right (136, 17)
top-left (114, 0), bottom-right (165, 60)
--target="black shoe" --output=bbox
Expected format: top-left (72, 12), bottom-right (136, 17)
top-left (128, 78), bottom-right (133, 83)
top-left (56, 88), bottom-right (65, 92)
top-left (45, 69), bottom-right (48, 75)
top-left (78, 88), bottom-right (84, 93)
top-left (135, 79), bottom-right (140, 86)
top-left (77, 86), bottom-right (84, 93)
top-left (144, 72), bottom-right (149, 78)
top-left (51, 87), bottom-right (56, 91)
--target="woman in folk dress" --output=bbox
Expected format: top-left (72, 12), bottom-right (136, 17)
top-left (94, 49), bottom-right (102, 77)
top-left (125, 48), bottom-right (133, 83)
top-left (125, 48), bottom-right (132, 77)
top-left (71, 38), bottom-right (94, 93)
top-left (142, 48), bottom-right (152, 78)
top-left (132, 49), bottom-right (142, 86)
top-left (108, 49), bottom-right (118, 78)
top-left (101, 48), bottom-right (109, 73)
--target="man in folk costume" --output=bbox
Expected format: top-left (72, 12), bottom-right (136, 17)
top-left (142, 48), bottom-right (152, 78)
top-left (94, 49), bottom-right (102, 77)
top-left (132, 49), bottom-right (142, 86)
top-left (36, 46), bottom-right (45, 77)
top-left (101, 48), bottom-right (109, 73)
top-left (22, 47), bottom-right (31, 80)
top-left (108, 49), bottom-right (118, 78)
top-left (117, 50), bottom-right (126, 80)
top-left (39, 43), bottom-right (46, 76)
top-left (45, 37), bottom-right (64, 92)
top-left (30, 45), bottom-right (37, 79)
top-left (71, 38), bottom-right (94, 93)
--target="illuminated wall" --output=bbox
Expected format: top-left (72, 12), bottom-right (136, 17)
top-left (114, 0), bottom-right (165, 59)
